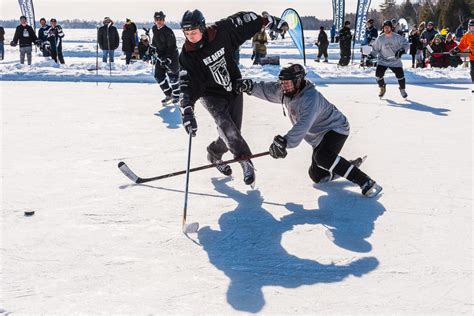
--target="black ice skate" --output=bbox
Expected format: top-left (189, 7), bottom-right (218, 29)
top-left (399, 88), bottom-right (408, 99)
top-left (378, 85), bottom-right (386, 98)
top-left (161, 95), bottom-right (174, 106)
top-left (207, 153), bottom-right (232, 176)
top-left (361, 179), bottom-right (383, 198)
top-left (239, 160), bottom-right (255, 186)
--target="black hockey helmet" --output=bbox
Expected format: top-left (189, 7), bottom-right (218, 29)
top-left (383, 20), bottom-right (393, 28)
top-left (278, 64), bottom-right (306, 95)
top-left (367, 18), bottom-right (374, 24)
top-left (180, 9), bottom-right (206, 32)
top-left (469, 19), bottom-right (474, 27)
top-left (154, 11), bottom-right (166, 20)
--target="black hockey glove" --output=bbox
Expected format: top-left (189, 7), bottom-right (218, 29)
top-left (264, 15), bottom-right (288, 34)
top-left (269, 135), bottom-right (287, 159)
top-left (233, 79), bottom-right (254, 95)
top-left (181, 106), bottom-right (197, 137)
top-left (395, 49), bottom-right (406, 59)
top-left (160, 57), bottom-right (172, 67)
top-left (10, 41), bottom-right (16, 47)
top-left (450, 46), bottom-right (460, 56)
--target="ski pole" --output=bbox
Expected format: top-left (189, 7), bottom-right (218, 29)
top-left (118, 151), bottom-right (270, 184)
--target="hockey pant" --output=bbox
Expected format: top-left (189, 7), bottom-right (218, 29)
top-left (154, 62), bottom-right (180, 99)
top-left (375, 65), bottom-right (405, 89)
top-left (308, 130), bottom-right (370, 187)
top-left (201, 93), bottom-right (252, 160)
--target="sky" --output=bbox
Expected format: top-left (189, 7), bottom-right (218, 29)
top-left (2, 0), bottom-right (385, 22)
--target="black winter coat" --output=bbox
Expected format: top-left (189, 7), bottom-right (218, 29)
top-left (12, 24), bottom-right (37, 47)
top-left (98, 24), bottom-right (120, 50)
top-left (338, 26), bottom-right (352, 48)
top-left (121, 24), bottom-right (136, 52)
top-left (151, 24), bottom-right (178, 60)
top-left (179, 11), bottom-right (265, 106)
top-left (409, 32), bottom-right (422, 55)
top-left (365, 26), bottom-right (378, 45)
top-left (0, 27), bottom-right (5, 41)
top-left (317, 30), bottom-right (329, 48)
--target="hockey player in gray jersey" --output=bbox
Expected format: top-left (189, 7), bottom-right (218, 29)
top-left (234, 64), bottom-right (382, 198)
top-left (370, 20), bottom-right (410, 98)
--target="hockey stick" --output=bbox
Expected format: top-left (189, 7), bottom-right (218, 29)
top-left (118, 151), bottom-right (270, 184)
top-left (182, 132), bottom-right (199, 234)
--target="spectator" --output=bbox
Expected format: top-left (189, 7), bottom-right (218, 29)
top-left (409, 24), bottom-right (423, 68)
top-left (445, 33), bottom-right (462, 67)
top-left (138, 34), bottom-right (151, 61)
top-left (330, 24), bottom-right (336, 43)
top-left (122, 19), bottom-right (136, 65)
top-left (315, 26), bottom-right (329, 62)
top-left (421, 21), bottom-right (438, 65)
top-left (11, 15), bottom-right (37, 65)
top-left (0, 26), bottom-right (4, 60)
top-left (98, 17), bottom-right (120, 64)
top-left (251, 27), bottom-right (268, 65)
top-left (38, 18), bottom-right (51, 57)
top-left (364, 19), bottom-right (378, 45)
top-left (429, 34), bottom-right (448, 68)
top-left (338, 21), bottom-right (352, 66)
top-left (48, 18), bottom-right (65, 64)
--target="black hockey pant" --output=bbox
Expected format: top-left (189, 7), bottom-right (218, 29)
top-left (201, 93), bottom-right (252, 160)
top-left (375, 65), bottom-right (405, 89)
top-left (308, 130), bottom-right (370, 187)
top-left (154, 63), bottom-right (179, 98)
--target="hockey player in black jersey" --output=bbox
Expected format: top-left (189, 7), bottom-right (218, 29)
top-left (178, 9), bottom-right (287, 186)
top-left (151, 11), bottom-right (180, 105)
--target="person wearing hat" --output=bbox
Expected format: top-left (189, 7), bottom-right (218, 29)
top-left (315, 26), bottom-right (329, 62)
top-left (370, 20), bottom-right (410, 98)
top-left (138, 33), bottom-right (151, 61)
top-left (234, 64), bottom-right (383, 197)
top-left (337, 21), bottom-right (352, 66)
top-left (98, 17), bottom-right (120, 64)
top-left (428, 33), bottom-right (448, 68)
top-left (122, 18), bottom-right (137, 65)
top-left (421, 21), bottom-right (438, 65)
top-left (151, 11), bottom-right (180, 106)
top-left (38, 18), bottom-right (51, 57)
top-left (409, 24), bottom-right (423, 68)
top-left (11, 15), bottom-right (37, 65)
top-left (251, 26), bottom-right (268, 65)
top-left (451, 18), bottom-right (474, 91)
top-left (47, 18), bottom-right (65, 64)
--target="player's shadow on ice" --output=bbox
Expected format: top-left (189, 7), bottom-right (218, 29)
top-left (385, 98), bottom-right (450, 116)
top-left (198, 178), bottom-right (381, 313)
top-left (154, 104), bottom-right (181, 129)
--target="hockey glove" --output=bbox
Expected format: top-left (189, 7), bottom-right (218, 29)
top-left (181, 106), bottom-right (197, 137)
top-left (450, 46), bottom-right (460, 56)
top-left (269, 135), bottom-right (287, 159)
top-left (264, 15), bottom-right (288, 34)
top-left (160, 57), bottom-right (172, 67)
top-left (10, 41), bottom-right (17, 47)
top-left (395, 49), bottom-right (405, 59)
top-left (233, 79), bottom-right (254, 95)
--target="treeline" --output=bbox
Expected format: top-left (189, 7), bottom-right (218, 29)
top-left (1, 0), bottom-right (472, 31)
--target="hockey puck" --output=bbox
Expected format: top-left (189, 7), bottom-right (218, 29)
top-left (24, 211), bottom-right (35, 216)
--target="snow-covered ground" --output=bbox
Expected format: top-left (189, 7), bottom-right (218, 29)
top-left (1, 28), bottom-right (473, 315)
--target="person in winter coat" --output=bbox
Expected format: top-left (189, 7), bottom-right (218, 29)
top-left (121, 20), bottom-right (136, 65)
top-left (178, 9), bottom-right (287, 186)
top-left (364, 19), bottom-right (378, 45)
top-left (98, 17), bottom-right (120, 63)
top-left (234, 64), bottom-right (382, 197)
top-left (47, 18), bottom-right (65, 64)
top-left (138, 34), bottom-right (151, 61)
top-left (37, 18), bottom-right (51, 57)
top-left (0, 26), bottom-right (4, 60)
top-left (315, 26), bottom-right (329, 62)
top-left (421, 21), bottom-right (438, 64)
top-left (338, 21), bottom-right (352, 66)
top-left (370, 20), bottom-right (410, 98)
top-left (444, 33), bottom-right (462, 68)
top-left (428, 34), bottom-right (448, 68)
top-left (251, 27), bottom-right (267, 65)
top-left (151, 11), bottom-right (180, 105)
top-left (451, 19), bottom-right (474, 90)
top-left (330, 24), bottom-right (336, 43)
top-left (409, 24), bottom-right (423, 68)
top-left (11, 16), bottom-right (38, 65)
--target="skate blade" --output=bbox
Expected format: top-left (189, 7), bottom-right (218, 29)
top-left (183, 222), bottom-right (199, 234)
top-left (364, 183), bottom-right (383, 198)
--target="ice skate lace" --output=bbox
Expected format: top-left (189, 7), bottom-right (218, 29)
top-left (240, 160), bottom-right (254, 177)
top-left (214, 159), bottom-right (230, 172)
